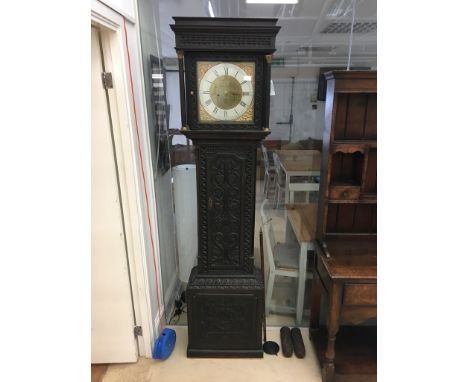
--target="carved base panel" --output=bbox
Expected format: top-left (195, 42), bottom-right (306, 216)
top-left (186, 267), bottom-right (264, 358)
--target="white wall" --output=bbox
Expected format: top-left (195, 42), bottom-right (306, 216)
top-left (269, 77), bottom-right (325, 142)
top-left (136, 0), bottom-right (179, 324)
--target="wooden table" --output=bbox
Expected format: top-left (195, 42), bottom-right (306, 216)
top-left (275, 150), bottom-right (321, 203)
top-left (285, 203), bottom-right (317, 325)
top-left (309, 237), bottom-right (377, 381)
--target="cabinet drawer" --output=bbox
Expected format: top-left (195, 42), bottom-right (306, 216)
top-left (343, 284), bottom-right (376, 306)
top-left (329, 186), bottom-right (360, 200)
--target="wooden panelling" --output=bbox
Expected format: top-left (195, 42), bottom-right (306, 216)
top-left (363, 148), bottom-right (377, 193)
top-left (345, 94), bottom-right (367, 139)
top-left (364, 94), bottom-right (377, 139)
top-left (334, 94), bottom-right (349, 139)
top-left (336, 204), bottom-right (356, 232)
top-left (353, 205), bottom-right (375, 233)
top-left (340, 306), bottom-right (377, 325)
top-left (326, 204), bottom-right (376, 233)
top-left (326, 204), bottom-right (338, 232)
top-left (343, 284), bottom-right (377, 306)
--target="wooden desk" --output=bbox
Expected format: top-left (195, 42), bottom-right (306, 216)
top-left (285, 203), bottom-right (317, 325)
top-left (275, 150), bottom-right (321, 203)
top-left (310, 237), bottom-right (377, 382)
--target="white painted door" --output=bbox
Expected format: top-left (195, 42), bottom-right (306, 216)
top-left (91, 26), bottom-right (138, 364)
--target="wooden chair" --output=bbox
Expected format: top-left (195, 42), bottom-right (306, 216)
top-left (259, 199), bottom-right (313, 315)
top-left (261, 144), bottom-right (275, 198)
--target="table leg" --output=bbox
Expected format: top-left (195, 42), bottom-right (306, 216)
top-left (285, 173), bottom-right (290, 204)
top-left (309, 267), bottom-right (321, 330)
top-left (295, 242), bottom-right (308, 326)
top-left (323, 283), bottom-right (343, 382)
top-left (285, 216), bottom-right (295, 243)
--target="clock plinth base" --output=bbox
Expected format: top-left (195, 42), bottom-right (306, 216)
top-left (186, 267), bottom-right (264, 358)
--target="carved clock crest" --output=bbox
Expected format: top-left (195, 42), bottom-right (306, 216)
top-left (171, 17), bottom-right (280, 358)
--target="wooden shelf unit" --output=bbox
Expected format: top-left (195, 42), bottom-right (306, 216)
top-left (310, 70), bottom-right (377, 382)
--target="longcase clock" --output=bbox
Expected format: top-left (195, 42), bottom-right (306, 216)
top-left (171, 17), bottom-right (280, 358)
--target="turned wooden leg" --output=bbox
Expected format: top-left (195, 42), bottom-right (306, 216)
top-left (323, 283), bottom-right (343, 382)
top-left (309, 268), bottom-right (321, 330)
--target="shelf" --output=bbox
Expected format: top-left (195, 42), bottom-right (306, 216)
top-left (327, 199), bottom-right (376, 204)
top-left (333, 140), bottom-right (377, 147)
top-left (330, 152), bottom-right (364, 186)
top-left (309, 326), bottom-right (377, 378)
top-left (330, 181), bottom-right (361, 187)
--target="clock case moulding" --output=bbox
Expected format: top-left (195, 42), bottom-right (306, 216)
top-left (170, 17), bottom-right (280, 358)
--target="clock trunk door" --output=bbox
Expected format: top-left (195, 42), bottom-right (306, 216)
top-left (198, 143), bottom-right (256, 275)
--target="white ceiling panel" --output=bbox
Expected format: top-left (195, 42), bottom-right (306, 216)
top-left (157, 0), bottom-right (376, 68)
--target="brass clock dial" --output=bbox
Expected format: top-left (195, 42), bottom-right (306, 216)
top-left (197, 62), bottom-right (255, 122)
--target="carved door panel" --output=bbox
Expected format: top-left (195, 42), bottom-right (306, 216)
top-left (198, 143), bottom-right (256, 275)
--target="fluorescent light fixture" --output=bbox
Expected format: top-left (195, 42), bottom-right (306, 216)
top-left (246, 0), bottom-right (298, 4)
top-left (152, 74), bottom-right (164, 79)
top-left (208, 1), bottom-right (215, 17)
top-left (327, 0), bottom-right (350, 17)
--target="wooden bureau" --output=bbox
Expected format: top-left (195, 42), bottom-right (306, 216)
top-left (309, 71), bottom-right (377, 382)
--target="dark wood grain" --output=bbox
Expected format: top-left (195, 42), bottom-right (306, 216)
top-left (172, 17), bottom-right (279, 358)
top-left (345, 94), bottom-right (367, 139)
top-left (310, 327), bottom-right (376, 376)
top-left (342, 284), bottom-right (377, 306)
top-left (311, 71), bottom-right (377, 381)
top-left (364, 94), bottom-right (377, 139)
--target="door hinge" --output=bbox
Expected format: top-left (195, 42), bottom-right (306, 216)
top-left (102, 72), bottom-right (113, 89)
top-left (134, 325), bottom-right (143, 337)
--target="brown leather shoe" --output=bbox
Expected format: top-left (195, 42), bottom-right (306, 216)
top-left (291, 327), bottom-right (306, 358)
top-left (280, 326), bottom-right (293, 357)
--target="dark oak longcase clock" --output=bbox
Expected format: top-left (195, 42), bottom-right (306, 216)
top-left (171, 17), bottom-right (280, 358)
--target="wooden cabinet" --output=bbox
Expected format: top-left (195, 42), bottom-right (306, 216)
top-left (310, 71), bottom-right (377, 382)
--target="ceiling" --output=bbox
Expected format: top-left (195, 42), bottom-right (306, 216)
top-left (157, 0), bottom-right (377, 69)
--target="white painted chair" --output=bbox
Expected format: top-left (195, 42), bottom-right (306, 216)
top-left (261, 144), bottom-right (275, 198)
top-left (288, 182), bottom-right (320, 203)
top-left (259, 199), bottom-right (313, 316)
top-left (272, 152), bottom-right (285, 208)
top-left (272, 152), bottom-right (320, 207)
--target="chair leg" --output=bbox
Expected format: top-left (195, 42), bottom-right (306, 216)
top-left (263, 171), bottom-right (268, 196)
top-left (274, 186), bottom-right (280, 209)
top-left (265, 271), bottom-right (275, 315)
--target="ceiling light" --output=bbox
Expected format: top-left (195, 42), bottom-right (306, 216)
top-left (208, 1), bottom-right (215, 17)
top-left (246, 0), bottom-right (298, 4)
top-left (327, 0), bottom-right (352, 17)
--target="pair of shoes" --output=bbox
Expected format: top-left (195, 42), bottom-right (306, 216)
top-left (280, 327), bottom-right (306, 358)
